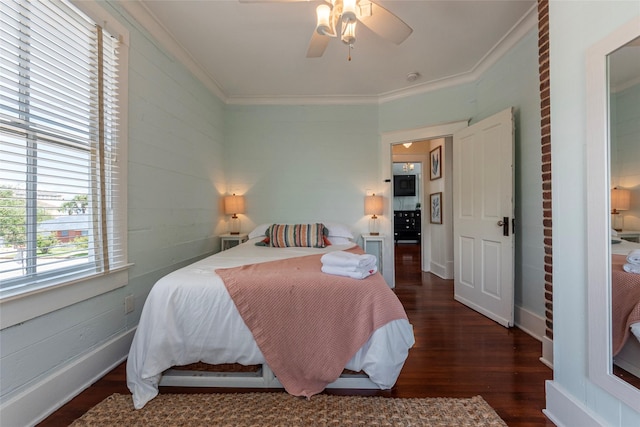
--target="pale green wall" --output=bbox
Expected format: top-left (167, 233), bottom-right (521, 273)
top-left (224, 104), bottom-right (380, 234)
top-left (549, 0), bottom-right (640, 425)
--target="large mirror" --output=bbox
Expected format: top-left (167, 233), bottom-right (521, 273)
top-left (609, 34), bottom-right (640, 391)
top-left (587, 17), bottom-right (640, 412)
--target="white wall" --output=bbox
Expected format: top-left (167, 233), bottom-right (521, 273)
top-left (545, 1), bottom-right (640, 426)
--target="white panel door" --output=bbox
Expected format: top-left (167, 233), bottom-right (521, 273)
top-left (453, 108), bottom-right (514, 327)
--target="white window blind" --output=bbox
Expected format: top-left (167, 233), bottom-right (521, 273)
top-left (0, 0), bottom-right (125, 296)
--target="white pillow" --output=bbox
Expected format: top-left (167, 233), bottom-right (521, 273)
top-left (323, 222), bottom-right (354, 239)
top-left (327, 236), bottom-right (352, 245)
top-left (248, 223), bottom-right (271, 239)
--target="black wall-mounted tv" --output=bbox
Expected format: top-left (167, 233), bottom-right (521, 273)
top-left (394, 175), bottom-right (416, 197)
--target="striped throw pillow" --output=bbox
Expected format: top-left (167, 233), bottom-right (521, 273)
top-left (268, 223), bottom-right (326, 248)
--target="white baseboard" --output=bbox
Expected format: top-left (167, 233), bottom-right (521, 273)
top-left (514, 305), bottom-right (545, 341)
top-left (429, 261), bottom-right (446, 279)
top-left (428, 260), bottom-right (454, 280)
top-left (0, 328), bottom-right (135, 427)
top-left (543, 380), bottom-right (607, 427)
top-left (540, 335), bottom-right (554, 369)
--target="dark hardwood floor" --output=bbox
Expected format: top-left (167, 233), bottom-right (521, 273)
top-left (39, 243), bottom-right (554, 426)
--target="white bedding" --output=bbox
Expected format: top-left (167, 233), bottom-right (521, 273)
top-left (611, 238), bottom-right (640, 256)
top-left (127, 238), bottom-right (415, 409)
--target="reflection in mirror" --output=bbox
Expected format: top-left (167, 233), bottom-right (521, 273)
top-left (587, 16), bottom-right (640, 413)
top-left (609, 35), bottom-right (640, 390)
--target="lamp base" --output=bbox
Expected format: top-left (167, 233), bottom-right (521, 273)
top-left (368, 216), bottom-right (380, 236)
top-left (229, 216), bottom-right (241, 235)
top-left (612, 212), bottom-right (624, 233)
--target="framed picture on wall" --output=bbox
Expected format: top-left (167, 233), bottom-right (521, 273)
top-left (430, 192), bottom-right (442, 224)
top-left (430, 146), bottom-right (442, 180)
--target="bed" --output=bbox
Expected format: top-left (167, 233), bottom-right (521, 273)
top-left (127, 223), bottom-right (415, 409)
top-left (610, 239), bottom-right (640, 377)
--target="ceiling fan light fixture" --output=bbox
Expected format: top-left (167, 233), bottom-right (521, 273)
top-left (341, 20), bottom-right (356, 45)
top-left (315, 4), bottom-right (332, 36)
top-left (342, 0), bottom-right (357, 23)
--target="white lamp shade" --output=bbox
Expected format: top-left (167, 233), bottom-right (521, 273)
top-left (224, 194), bottom-right (245, 215)
top-left (364, 194), bottom-right (383, 216)
top-left (342, 0), bottom-right (357, 23)
top-left (611, 188), bottom-right (630, 212)
top-left (341, 21), bottom-right (356, 45)
top-left (316, 4), bottom-right (331, 35)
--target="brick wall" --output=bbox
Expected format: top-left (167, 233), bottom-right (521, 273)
top-left (538, 0), bottom-right (553, 340)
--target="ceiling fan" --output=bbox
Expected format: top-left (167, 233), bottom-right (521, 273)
top-left (239, 0), bottom-right (413, 59)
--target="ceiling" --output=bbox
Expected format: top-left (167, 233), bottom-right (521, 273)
top-left (119, 0), bottom-right (538, 104)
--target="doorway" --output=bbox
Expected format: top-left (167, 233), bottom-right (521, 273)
top-left (380, 121), bottom-right (468, 288)
top-left (392, 138), bottom-right (453, 285)
top-left (392, 160), bottom-right (423, 285)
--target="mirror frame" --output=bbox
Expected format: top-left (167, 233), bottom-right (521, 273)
top-left (586, 16), bottom-right (640, 412)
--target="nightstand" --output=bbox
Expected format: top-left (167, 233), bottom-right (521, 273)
top-left (220, 233), bottom-right (248, 251)
top-left (362, 234), bottom-right (384, 274)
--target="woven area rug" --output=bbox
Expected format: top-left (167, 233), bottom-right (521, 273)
top-left (70, 392), bottom-right (508, 426)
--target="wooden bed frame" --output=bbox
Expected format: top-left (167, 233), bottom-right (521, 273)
top-left (159, 364), bottom-right (380, 389)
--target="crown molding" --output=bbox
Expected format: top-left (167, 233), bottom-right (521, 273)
top-left (225, 94), bottom-right (380, 106)
top-left (378, 4), bottom-right (538, 104)
top-left (117, 0), bottom-right (228, 103)
top-left (117, 1), bottom-right (537, 106)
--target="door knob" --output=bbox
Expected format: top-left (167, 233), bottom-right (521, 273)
top-left (497, 217), bottom-right (509, 236)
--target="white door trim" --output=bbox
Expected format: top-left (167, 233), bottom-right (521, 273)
top-left (380, 120), bottom-right (469, 287)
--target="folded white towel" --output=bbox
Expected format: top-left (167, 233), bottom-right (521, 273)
top-left (320, 251), bottom-right (377, 269)
top-left (321, 264), bottom-right (378, 280)
top-left (322, 258), bottom-right (376, 272)
top-left (626, 249), bottom-right (640, 265)
top-left (623, 263), bottom-right (640, 274)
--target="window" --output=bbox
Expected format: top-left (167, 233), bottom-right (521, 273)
top-left (0, 0), bottom-right (127, 300)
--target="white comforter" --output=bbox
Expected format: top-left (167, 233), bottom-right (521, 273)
top-left (127, 238), bottom-right (415, 409)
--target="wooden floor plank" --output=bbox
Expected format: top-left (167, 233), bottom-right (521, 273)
top-left (38, 243), bottom-right (555, 426)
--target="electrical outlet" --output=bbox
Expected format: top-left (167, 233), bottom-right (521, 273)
top-left (124, 294), bottom-right (134, 314)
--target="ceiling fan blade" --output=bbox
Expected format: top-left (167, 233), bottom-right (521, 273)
top-left (307, 30), bottom-right (330, 58)
top-left (358, 0), bottom-right (412, 45)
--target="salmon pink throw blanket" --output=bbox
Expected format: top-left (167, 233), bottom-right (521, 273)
top-left (612, 254), bottom-right (640, 356)
top-left (215, 248), bottom-right (409, 398)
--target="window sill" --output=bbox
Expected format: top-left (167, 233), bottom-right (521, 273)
top-left (0, 264), bottom-right (132, 329)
